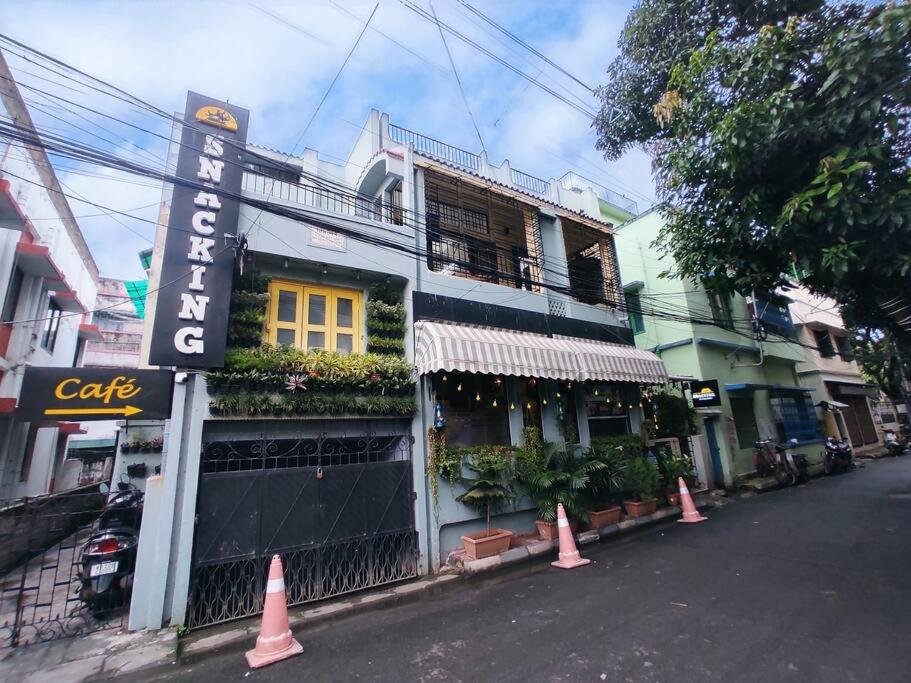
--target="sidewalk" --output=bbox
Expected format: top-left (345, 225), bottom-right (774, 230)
top-left (0, 628), bottom-right (177, 683)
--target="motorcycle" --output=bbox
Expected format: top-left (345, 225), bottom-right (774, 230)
top-left (822, 436), bottom-right (854, 474)
top-left (78, 478), bottom-right (143, 617)
top-left (884, 430), bottom-right (907, 457)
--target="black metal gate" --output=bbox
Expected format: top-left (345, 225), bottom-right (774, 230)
top-left (0, 485), bottom-right (127, 648)
top-left (187, 428), bottom-right (418, 629)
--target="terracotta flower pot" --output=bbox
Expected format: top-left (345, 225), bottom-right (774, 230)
top-left (667, 492), bottom-right (681, 506)
top-left (587, 506), bottom-right (622, 529)
top-left (535, 519), bottom-right (578, 540)
top-left (461, 528), bottom-right (513, 560)
top-left (623, 499), bottom-right (658, 518)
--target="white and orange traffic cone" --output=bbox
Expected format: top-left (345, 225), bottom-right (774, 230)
top-left (245, 555), bottom-right (303, 669)
top-left (551, 503), bottom-right (591, 569)
top-left (677, 477), bottom-right (707, 524)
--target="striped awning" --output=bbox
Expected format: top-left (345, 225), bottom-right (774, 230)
top-left (414, 321), bottom-right (668, 384)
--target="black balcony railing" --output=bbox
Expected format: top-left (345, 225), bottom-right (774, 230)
top-left (510, 168), bottom-right (549, 196)
top-left (388, 124), bottom-right (480, 170)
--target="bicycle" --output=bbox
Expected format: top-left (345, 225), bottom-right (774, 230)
top-left (753, 438), bottom-right (802, 486)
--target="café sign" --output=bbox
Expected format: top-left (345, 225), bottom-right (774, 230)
top-left (148, 92), bottom-right (250, 368)
top-left (690, 379), bottom-right (722, 408)
top-left (16, 367), bottom-right (174, 421)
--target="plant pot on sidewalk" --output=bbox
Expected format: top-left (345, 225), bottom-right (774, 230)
top-left (587, 506), bottom-right (622, 529)
top-left (461, 528), bottom-right (513, 560)
top-left (623, 499), bottom-right (658, 518)
top-left (535, 519), bottom-right (578, 541)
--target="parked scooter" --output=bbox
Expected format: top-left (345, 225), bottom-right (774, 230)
top-left (822, 436), bottom-right (854, 474)
top-left (884, 430), bottom-right (907, 457)
top-left (77, 477), bottom-right (143, 617)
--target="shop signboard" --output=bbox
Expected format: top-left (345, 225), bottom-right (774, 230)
top-left (148, 92), bottom-right (250, 368)
top-left (690, 379), bottom-right (722, 408)
top-left (16, 367), bottom-right (174, 421)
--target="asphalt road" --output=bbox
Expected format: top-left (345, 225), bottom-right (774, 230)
top-left (136, 457), bottom-right (911, 682)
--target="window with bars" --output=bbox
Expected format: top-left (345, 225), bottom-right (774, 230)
top-left (266, 280), bottom-right (362, 354)
top-left (834, 335), bottom-right (855, 362)
top-left (813, 329), bottom-right (836, 358)
top-left (426, 197), bottom-right (489, 236)
top-left (707, 291), bottom-right (734, 330)
top-left (625, 290), bottom-right (645, 334)
top-left (41, 299), bottom-right (63, 352)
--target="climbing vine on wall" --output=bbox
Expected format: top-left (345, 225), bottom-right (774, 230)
top-left (366, 284), bottom-right (406, 357)
top-left (227, 269), bottom-right (269, 348)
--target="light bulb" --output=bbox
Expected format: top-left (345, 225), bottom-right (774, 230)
top-left (475, 392), bottom-right (481, 402)
top-left (526, 402), bottom-right (532, 410)
top-left (628, 404), bottom-right (634, 410)
top-left (542, 399), bottom-right (548, 405)
top-left (457, 383), bottom-right (462, 391)
top-left (594, 390), bottom-right (599, 396)
top-left (556, 392), bottom-right (562, 399)
top-left (510, 402), bottom-right (516, 410)
top-left (443, 375), bottom-right (448, 382)
top-left (492, 399), bottom-right (498, 407)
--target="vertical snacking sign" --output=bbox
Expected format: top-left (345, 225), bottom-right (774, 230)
top-left (148, 92), bottom-right (249, 368)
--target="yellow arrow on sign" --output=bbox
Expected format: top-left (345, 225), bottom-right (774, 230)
top-left (44, 405), bottom-right (143, 417)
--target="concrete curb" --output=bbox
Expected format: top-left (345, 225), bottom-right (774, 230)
top-left (458, 504), bottom-right (694, 574)
top-left (177, 573), bottom-right (464, 664)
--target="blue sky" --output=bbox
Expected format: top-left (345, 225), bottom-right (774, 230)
top-left (0, 0), bottom-right (654, 280)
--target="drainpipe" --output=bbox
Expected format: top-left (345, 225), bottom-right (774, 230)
top-left (731, 290), bottom-right (764, 369)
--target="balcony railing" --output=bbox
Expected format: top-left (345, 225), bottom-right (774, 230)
top-left (243, 172), bottom-right (364, 216)
top-left (426, 229), bottom-right (541, 292)
top-left (560, 172), bottom-right (638, 214)
top-left (510, 168), bottom-right (550, 196)
top-left (242, 172), bottom-right (408, 228)
top-left (389, 124), bottom-right (480, 170)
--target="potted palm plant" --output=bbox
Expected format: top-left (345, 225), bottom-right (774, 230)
top-left (585, 444), bottom-right (626, 528)
top-left (527, 446), bottom-right (605, 540)
top-left (622, 457), bottom-right (660, 517)
top-left (659, 451), bottom-right (695, 506)
top-left (457, 448), bottom-right (514, 560)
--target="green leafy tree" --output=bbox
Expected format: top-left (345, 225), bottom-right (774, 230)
top-left (595, 1), bottom-right (911, 334)
top-left (851, 328), bottom-right (911, 401)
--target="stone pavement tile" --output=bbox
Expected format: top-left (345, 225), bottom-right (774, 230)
top-left (22, 653), bottom-right (107, 683)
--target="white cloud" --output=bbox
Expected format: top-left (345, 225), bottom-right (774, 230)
top-left (0, 0), bottom-right (656, 278)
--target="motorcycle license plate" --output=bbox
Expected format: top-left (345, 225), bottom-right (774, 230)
top-left (90, 561), bottom-right (119, 577)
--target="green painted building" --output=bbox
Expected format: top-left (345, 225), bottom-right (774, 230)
top-left (617, 209), bottom-right (820, 487)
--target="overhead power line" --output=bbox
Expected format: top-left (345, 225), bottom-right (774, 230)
top-left (398, 0), bottom-right (596, 119)
top-left (455, 0), bottom-right (595, 93)
top-left (429, 0), bottom-right (486, 152)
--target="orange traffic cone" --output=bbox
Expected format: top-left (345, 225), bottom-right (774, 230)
top-left (551, 503), bottom-right (591, 569)
top-left (677, 477), bottom-right (707, 524)
top-left (245, 555), bottom-right (303, 669)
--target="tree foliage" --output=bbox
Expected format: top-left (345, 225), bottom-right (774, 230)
top-left (595, 1), bottom-right (911, 334)
top-left (851, 328), bottom-right (910, 401)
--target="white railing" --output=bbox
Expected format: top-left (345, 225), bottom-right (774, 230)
top-left (560, 172), bottom-right (638, 213)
